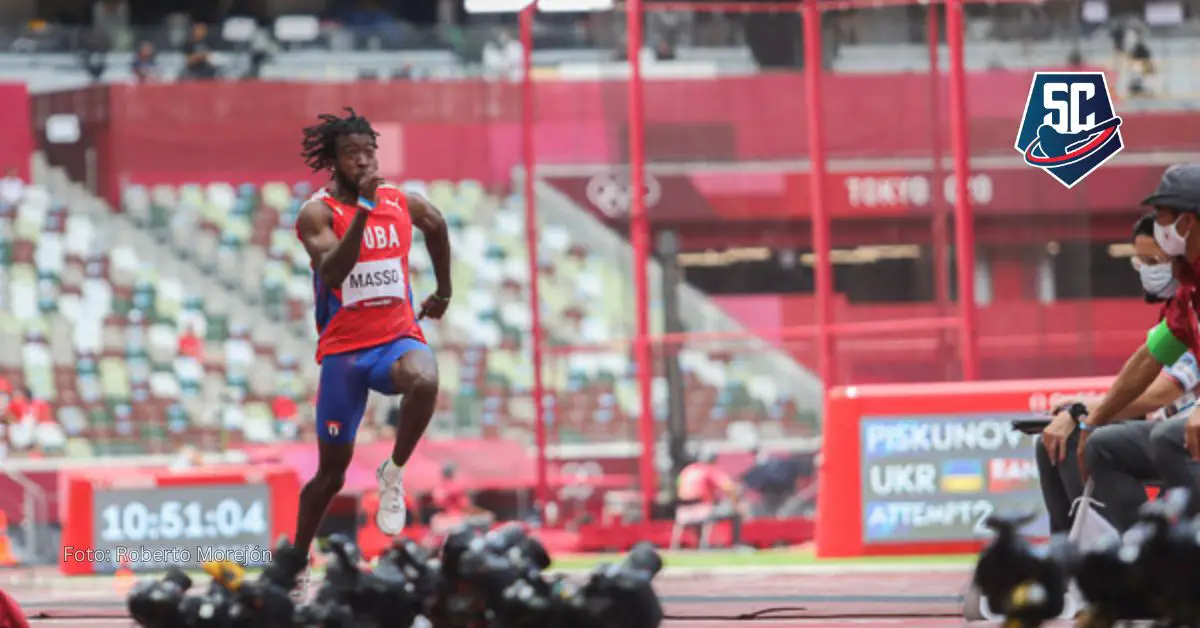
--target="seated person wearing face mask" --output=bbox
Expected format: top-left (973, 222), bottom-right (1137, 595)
top-left (1036, 211), bottom-right (1200, 533)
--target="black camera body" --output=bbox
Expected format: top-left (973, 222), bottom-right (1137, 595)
top-left (127, 566), bottom-right (193, 628)
top-left (1124, 489), bottom-right (1200, 626)
top-left (429, 523), bottom-right (552, 628)
top-left (128, 537), bottom-right (307, 628)
top-left (574, 542), bottom-right (664, 628)
top-left (302, 533), bottom-right (421, 628)
top-left (971, 513), bottom-right (1065, 628)
top-left (1067, 531), bottom-right (1153, 626)
top-left (982, 488), bottom-right (1200, 628)
top-left (129, 524), bottom-right (664, 628)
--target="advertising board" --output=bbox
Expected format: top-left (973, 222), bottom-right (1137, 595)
top-left (815, 377), bottom-right (1109, 557)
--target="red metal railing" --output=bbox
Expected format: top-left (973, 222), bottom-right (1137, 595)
top-left (519, 0), bottom-right (1050, 518)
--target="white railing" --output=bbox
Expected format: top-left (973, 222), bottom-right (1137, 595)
top-left (3, 450), bottom-right (249, 473)
top-left (3, 469), bottom-right (48, 562)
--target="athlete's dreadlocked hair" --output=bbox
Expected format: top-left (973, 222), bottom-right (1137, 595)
top-left (301, 108), bottom-right (380, 173)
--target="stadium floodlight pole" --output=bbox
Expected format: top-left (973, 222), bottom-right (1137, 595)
top-left (518, 2), bottom-right (552, 516)
top-left (945, 0), bottom-right (980, 380)
top-left (626, 0), bottom-right (657, 524)
top-left (802, 0), bottom-right (835, 387)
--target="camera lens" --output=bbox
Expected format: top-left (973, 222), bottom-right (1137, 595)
top-left (621, 542), bottom-right (663, 578)
top-left (164, 567), bottom-right (193, 591)
top-left (516, 537), bottom-right (551, 571)
top-left (485, 523), bottom-right (528, 552)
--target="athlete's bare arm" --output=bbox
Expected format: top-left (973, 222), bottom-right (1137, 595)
top-left (407, 192), bottom-right (452, 299)
top-left (298, 173), bottom-right (385, 288)
top-left (297, 199), bottom-right (369, 289)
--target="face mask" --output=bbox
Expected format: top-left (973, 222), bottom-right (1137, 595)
top-left (1139, 262), bottom-right (1178, 299)
top-left (1154, 217), bottom-right (1190, 257)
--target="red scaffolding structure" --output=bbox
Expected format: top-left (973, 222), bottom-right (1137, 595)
top-left (519, 0), bottom-right (997, 520)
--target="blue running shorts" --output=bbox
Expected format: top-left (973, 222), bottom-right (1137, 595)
top-left (315, 336), bottom-right (431, 444)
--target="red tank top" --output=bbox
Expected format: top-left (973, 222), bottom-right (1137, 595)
top-left (301, 186), bottom-right (426, 363)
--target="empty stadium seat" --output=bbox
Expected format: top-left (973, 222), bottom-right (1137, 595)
top-left (4, 175), bottom-right (816, 459)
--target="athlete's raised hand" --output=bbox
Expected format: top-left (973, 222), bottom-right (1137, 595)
top-left (418, 292), bottom-right (450, 320)
top-left (357, 171), bottom-right (387, 205)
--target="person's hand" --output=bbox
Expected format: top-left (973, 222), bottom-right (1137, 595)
top-left (357, 171), bottom-right (386, 206)
top-left (1077, 429), bottom-right (1091, 483)
top-left (418, 293), bottom-right (450, 320)
top-left (1185, 413), bottom-right (1200, 460)
top-left (1041, 409), bottom-right (1077, 465)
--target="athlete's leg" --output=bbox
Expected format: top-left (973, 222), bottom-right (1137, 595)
top-left (365, 338), bottom-right (439, 466)
top-left (386, 347), bottom-right (439, 467)
top-left (295, 352), bottom-right (369, 557)
top-left (294, 440), bottom-right (354, 558)
top-left (366, 337), bottom-right (438, 534)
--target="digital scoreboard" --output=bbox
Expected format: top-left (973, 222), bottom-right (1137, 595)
top-left (815, 376), bottom-right (1110, 557)
top-left (859, 413), bottom-right (1047, 544)
top-left (60, 465), bottom-right (299, 574)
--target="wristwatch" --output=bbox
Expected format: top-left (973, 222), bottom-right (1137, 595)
top-left (1066, 402), bottom-right (1091, 431)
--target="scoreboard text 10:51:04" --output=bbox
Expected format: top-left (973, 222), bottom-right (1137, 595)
top-left (98, 497), bottom-right (268, 543)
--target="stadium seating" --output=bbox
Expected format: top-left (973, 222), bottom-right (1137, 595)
top-left (0, 161), bottom-right (818, 458)
top-left (117, 177), bottom-right (818, 446)
top-left (0, 164), bottom-right (322, 457)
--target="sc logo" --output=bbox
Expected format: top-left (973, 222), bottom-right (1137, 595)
top-left (1014, 72), bottom-right (1123, 189)
top-left (1042, 82), bottom-right (1098, 134)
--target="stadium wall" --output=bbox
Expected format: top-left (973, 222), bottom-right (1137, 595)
top-left (0, 83), bottom-right (32, 181)
top-left (713, 295), bottom-right (1155, 381)
top-left (25, 74), bottom-right (1200, 208)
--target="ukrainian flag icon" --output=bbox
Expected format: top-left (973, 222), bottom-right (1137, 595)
top-left (940, 459), bottom-right (984, 493)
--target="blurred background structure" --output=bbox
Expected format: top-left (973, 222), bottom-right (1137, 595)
top-left (0, 0), bottom-right (1198, 569)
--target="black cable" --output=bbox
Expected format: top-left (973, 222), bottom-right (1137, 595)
top-left (28, 611), bottom-right (129, 619)
top-left (664, 606), bottom-right (963, 621)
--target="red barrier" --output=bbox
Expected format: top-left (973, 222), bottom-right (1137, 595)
top-left (815, 377), bottom-right (1110, 557)
top-left (541, 159), bottom-right (1175, 223)
top-left (28, 76), bottom-right (1193, 200)
top-left (0, 84), bottom-right (32, 181)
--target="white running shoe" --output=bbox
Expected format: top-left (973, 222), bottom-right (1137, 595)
top-left (376, 458), bottom-right (408, 535)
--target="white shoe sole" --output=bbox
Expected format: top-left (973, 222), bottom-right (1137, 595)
top-left (376, 509), bottom-right (406, 535)
top-left (376, 462), bottom-right (407, 535)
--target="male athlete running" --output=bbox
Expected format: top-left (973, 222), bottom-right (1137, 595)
top-left (293, 109), bottom-right (451, 561)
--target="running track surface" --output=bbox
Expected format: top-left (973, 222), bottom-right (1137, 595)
top-left (2, 565), bottom-right (1085, 627)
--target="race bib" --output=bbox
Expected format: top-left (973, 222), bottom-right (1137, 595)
top-left (342, 258), bottom-right (407, 307)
